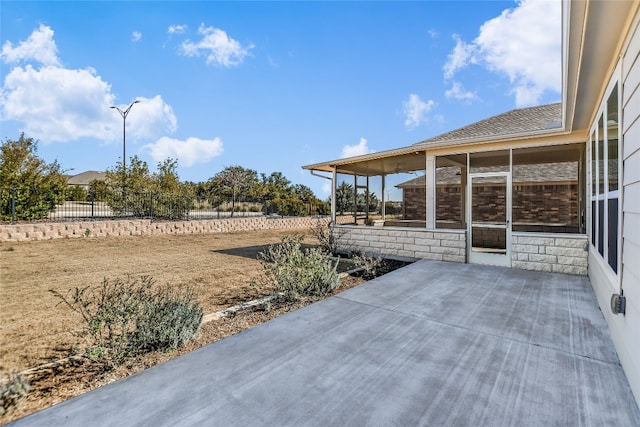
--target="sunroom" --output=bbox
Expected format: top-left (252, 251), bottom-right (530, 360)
top-left (303, 103), bottom-right (590, 274)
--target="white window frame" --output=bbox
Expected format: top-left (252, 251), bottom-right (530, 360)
top-left (588, 64), bottom-right (622, 278)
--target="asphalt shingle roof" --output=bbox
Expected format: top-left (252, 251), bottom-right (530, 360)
top-left (66, 171), bottom-right (107, 186)
top-left (414, 103), bottom-right (562, 149)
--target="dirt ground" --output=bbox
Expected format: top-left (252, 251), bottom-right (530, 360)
top-left (0, 229), bottom-right (376, 423)
top-left (0, 229), bottom-right (320, 376)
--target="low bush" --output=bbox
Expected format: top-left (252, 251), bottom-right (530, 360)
top-left (257, 235), bottom-right (340, 301)
top-left (310, 220), bottom-right (347, 256)
top-left (0, 374), bottom-right (30, 416)
top-left (50, 276), bottom-right (203, 368)
top-left (351, 252), bottom-right (384, 280)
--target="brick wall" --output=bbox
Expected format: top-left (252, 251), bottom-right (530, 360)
top-left (402, 184), bottom-right (578, 226)
top-left (0, 217), bottom-right (329, 242)
top-left (402, 188), bottom-right (427, 221)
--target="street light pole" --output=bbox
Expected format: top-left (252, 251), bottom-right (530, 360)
top-left (110, 100), bottom-right (140, 187)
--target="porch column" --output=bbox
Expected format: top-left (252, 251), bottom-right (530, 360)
top-left (460, 165), bottom-right (467, 226)
top-left (381, 174), bottom-right (386, 220)
top-left (426, 153), bottom-right (436, 229)
top-left (331, 167), bottom-right (337, 224)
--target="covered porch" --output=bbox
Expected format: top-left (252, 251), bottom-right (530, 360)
top-left (303, 107), bottom-right (589, 273)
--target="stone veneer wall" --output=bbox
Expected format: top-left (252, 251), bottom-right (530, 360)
top-left (511, 233), bottom-right (588, 275)
top-left (0, 217), bottom-right (329, 242)
top-left (336, 225), bottom-right (466, 263)
top-left (335, 226), bottom-right (588, 276)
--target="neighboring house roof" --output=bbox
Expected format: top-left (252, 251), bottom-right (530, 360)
top-left (413, 103), bottom-right (563, 150)
top-left (67, 171), bottom-right (107, 186)
top-left (397, 161), bottom-right (578, 188)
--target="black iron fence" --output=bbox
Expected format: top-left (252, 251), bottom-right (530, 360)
top-left (1, 187), bottom-right (329, 224)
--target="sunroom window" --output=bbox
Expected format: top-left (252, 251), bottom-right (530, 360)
top-left (590, 82), bottom-right (619, 274)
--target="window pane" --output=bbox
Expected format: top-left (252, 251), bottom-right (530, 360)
top-left (598, 115), bottom-right (605, 195)
top-left (435, 154), bottom-right (466, 229)
top-left (591, 200), bottom-right (596, 246)
top-left (608, 198), bottom-right (618, 273)
top-left (591, 132), bottom-right (597, 197)
top-left (607, 84), bottom-right (619, 192)
top-left (598, 200), bottom-right (604, 256)
top-left (512, 145), bottom-right (581, 234)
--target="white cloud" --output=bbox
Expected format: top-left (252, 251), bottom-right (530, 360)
top-left (341, 137), bottom-right (374, 158)
top-left (118, 95), bottom-right (178, 141)
top-left (180, 24), bottom-right (253, 67)
top-left (445, 81), bottom-right (478, 102)
top-left (0, 27), bottom-right (178, 144)
top-left (403, 94), bottom-right (435, 130)
top-left (168, 24), bottom-right (187, 34)
top-left (443, 0), bottom-right (560, 107)
top-left (428, 29), bottom-right (438, 39)
top-left (132, 31), bottom-right (142, 42)
top-left (443, 34), bottom-right (476, 79)
top-left (142, 136), bottom-right (223, 167)
top-left (1, 24), bottom-right (60, 66)
top-left (1, 65), bottom-right (116, 142)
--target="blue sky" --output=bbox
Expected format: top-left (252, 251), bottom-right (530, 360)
top-left (1, 0), bottom-right (561, 199)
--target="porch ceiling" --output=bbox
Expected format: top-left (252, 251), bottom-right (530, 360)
top-left (303, 142), bottom-right (582, 177)
top-left (303, 147), bottom-right (426, 176)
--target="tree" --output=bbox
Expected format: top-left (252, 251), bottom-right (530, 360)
top-left (209, 166), bottom-right (259, 216)
top-left (334, 181), bottom-right (354, 215)
top-left (154, 158), bottom-right (182, 194)
top-left (89, 179), bottom-right (110, 202)
top-left (0, 133), bottom-right (68, 220)
top-left (104, 156), bottom-right (192, 219)
top-left (261, 172), bottom-right (296, 215)
top-left (356, 191), bottom-right (379, 213)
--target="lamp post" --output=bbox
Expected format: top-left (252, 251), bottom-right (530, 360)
top-left (110, 100), bottom-right (140, 189)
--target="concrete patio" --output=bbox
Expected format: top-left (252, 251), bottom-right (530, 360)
top-left (10, 260), bottom-right (640, 426)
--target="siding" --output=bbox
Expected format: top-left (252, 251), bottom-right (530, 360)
top-left (620, 11), bottom-right (640, 405)
top-left (591, 9), bottom-right (640, 409)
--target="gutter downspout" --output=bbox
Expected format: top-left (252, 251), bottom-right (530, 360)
top-left (309, 169), bottom-right (335, 223)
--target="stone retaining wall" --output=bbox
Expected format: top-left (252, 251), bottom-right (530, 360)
top-left (511, 233), bottom-right (588, 275)
top-left (0, 217), bottom-right (329, 242)
top-left (336, 225), bottom-right (466, 263)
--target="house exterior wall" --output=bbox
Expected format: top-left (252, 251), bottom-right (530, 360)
top-left (403, 183), bottom-right (579, 231)
top-left (589, 9), bottom-right (640, 407)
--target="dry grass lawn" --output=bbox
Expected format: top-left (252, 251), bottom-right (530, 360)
top-left (0, 229), bottom-right (317, 376)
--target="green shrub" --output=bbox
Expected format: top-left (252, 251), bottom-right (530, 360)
top-left (351, 252), bottom-right (384, 280)
top-left (257, 235), bottom-right (340, 301)
top-left (133, 287), bottom-right (204, 353)
top-left (0, 374), bottom-right (30, 415)
top-left (50, 276), bottom-right (203, 368)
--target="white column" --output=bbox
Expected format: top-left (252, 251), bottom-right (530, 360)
top-left (426, 153), bottom-right (436, 229)
top-left (331, 167), bottom-right (337, 224)
top-left (381, 174), bottom-right (386, 220)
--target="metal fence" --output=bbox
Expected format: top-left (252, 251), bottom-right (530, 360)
top-left (1, 187), bottom-right (328, 224)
